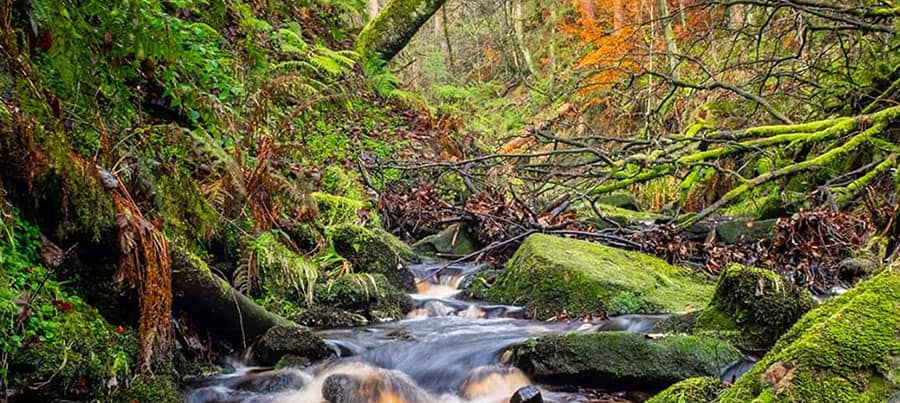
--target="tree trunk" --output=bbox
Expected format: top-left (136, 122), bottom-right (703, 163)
top-left (613, 0), bottom-right (625, 30)
top-left (368, 0), bottom-right (380, 21)
top-left (513, 0), bottom-right (535, 75)
top-left (657, 0), bottom-right (680, 79)
top-left (171, 247), bottom-right (290, 347)
top-left (356, 0), bottom-right (449, 61)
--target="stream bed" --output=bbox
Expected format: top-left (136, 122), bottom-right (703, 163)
top-left (184, 262), bottom-right (732, 402)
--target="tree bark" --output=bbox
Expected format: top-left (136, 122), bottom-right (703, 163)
top-left (368, 0), bottom-right (380, 21)
top-left (171, 247), bottom-right (290, 347)
top-left (356, 0), bottom-right (448, 61)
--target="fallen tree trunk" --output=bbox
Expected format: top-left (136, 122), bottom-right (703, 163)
top-left (170, 247), bottom-right (291, 347)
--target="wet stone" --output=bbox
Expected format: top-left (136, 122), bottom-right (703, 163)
top-left (510, 385), bottom-right (543, 403)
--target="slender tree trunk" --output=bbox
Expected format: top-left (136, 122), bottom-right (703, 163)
top-left (513, 0), bottom-right (535, 75)
top-left (441, 7), bottom-right (455, 71)
top-left (657, 0), bottom-right (680, 79)
top-left (613, 0), bottom-right (626, 30)
top-left (580, 0), bottom-right (596, 22)
top-left (356, 0), bottom-right (449, 60)
top-left (367, 0), bottom-right (380, 21)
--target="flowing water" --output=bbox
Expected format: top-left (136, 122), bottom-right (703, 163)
top-left (185, 262), bottom-right (703, 402)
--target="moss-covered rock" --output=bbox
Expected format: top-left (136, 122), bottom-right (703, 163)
top-left (578, 203), bottom-right (663, 230)
top-left (487, 234), bottom-right (713, 318)
top-left (295, 305), bottom-right (369, 328)
top-left (652, 311), bottom-right (701, 334)
top-left (251, 324), bottom-right (332, 366)
top-left (120, 376), bottom-right (182, 402)
top-left (508, 332), bottom-right (740, 389)
top-left (412, 223), bottom-right (479, 256)
top-left (693, 264), bottom-right (815, 351)
top-left (715, 218), bottom-right (778, 244)
top-left (595, 192), bottom-right (642, 211)
top-left (316, 273), bottom-right (413, 321)
top-left (646, 376), bottom-right (724, 403)
top-left (8, 295), bottom-right (140, 400)
top-left (330, 224), bottom-right (417, 291)
top-left (717, 265), bottom-right (900, 402)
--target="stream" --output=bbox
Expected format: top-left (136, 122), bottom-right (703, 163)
top-left (184, 262), bottom-right (707, 402)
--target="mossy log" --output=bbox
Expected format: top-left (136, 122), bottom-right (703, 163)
top-left (356, 0), bottom-right (448, 60)
top-left (171, 247), bottom-right (291, 346)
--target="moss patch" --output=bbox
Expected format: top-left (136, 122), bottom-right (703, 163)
top-left (693, 264), bottom-right (815, 351)
top-left (647, 376), bottom-right (724, 403)
top-left (330, 224), bottom-right (417, 291)
top-left (509, 332), bottom-right (740, 390)
top-left (718, 265), bottom-right (900, 402)
top-left (487, 234), bottom-right (713, 319)
top-left (316, 273), bottom-right (413, 321)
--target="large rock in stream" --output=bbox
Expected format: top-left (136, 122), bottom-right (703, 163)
top-left (714, 264), bottom-right (900, 402)
top-left (507, 332), bottom-right (740, 389)
top-left (652, 264), bottom-right (815, 352)
top-left (250, 324), bottom-right (332, 366)
top-left (487, 234), bottom-right (713, 318)
top-left (316, 273), bottom-right (413, 321)
top-left (330, 224), bottom-right (417, 291)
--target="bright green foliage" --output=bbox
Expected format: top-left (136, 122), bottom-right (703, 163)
top-left (647, 377), bottom-right (725, 403)
top-left (0, 203), bottom-right (138, 398)
top-left (718, 265), bottom-right (900, 402)
top-left (509, 332), bottom-right (740, 389)
top-left (242, 231), bottom-right (319, 305)
top-left (487, 234), bottom-right (714, 318)
top-left (313, 192), bottom-right (369, 228)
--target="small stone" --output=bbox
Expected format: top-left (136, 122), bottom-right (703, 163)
top-left (510, 385), bottom-right (542, 403)
top-left (322, 374), bottom-right (356, 403)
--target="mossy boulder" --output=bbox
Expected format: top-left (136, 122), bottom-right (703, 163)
top-left (295, 305), bottom-right (368, 329)
top-left (693, 264), bottom-right (815, 351)
top-left (412, 223), bottom-right (480, 257)
top-left (575, 202), bottom-right (662, 230)
top-left (652, 311), bottom-right (701, 334)
top-left (487, 234), bottom-right (713, 318)
top-left (316, 273), bottom-right (413, 321)
top-left (717, 265), bottom-right (900, 402)
top-left (120, 376), bottom-right (182, 402)
top-left (715, 218), bottom-right (779, 244)
top-left (8, 295), bottom-right (141, 400)
top-left (508, 332), bottom-right (740, 389)
top-left (646, 376), bottom-right (724, 403)
top-left (251, 324), bottom-right (332, 366)
top-left (330, 224), bottom-right (417, 291)
top-left (595, 192), bottom-right (642, 211)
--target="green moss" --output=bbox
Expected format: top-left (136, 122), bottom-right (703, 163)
top-left (155, 172), bottom-right (219, 245)
top-left (248, 231), bottom-right (319, 305)
top-left (316, 273), bottom-right (412, 321)
top-left (330, 224), bottom-right (417, 291)
top-left (647, 376), bottom-right (724, 403)
top-left (487, 234), bottom-right (713, 319)
top-left (652, 311), bottom-right (701, 334)
top-left (575, 202), bottom-right (663, 229)
top-left (313, 192), bottom-right (368, 228)
top-left (321, 165), bottom-right (367, 201)
top-left (718, 265), bottom-right (900, 402)
top-left (120, 376), bottom-right (181, 402)
top-left (509, 332), bottom-right (740, 389)
top-left (694, 264), bottom-right (815, 351)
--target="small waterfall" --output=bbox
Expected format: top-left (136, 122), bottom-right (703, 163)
top-left (186, 262), bottom-right (676, 402)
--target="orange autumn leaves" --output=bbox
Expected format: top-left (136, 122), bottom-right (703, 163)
top-left (562, 0), bottom-right (641, 93)
top-left (563, 0), bottom-right (704, 95)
